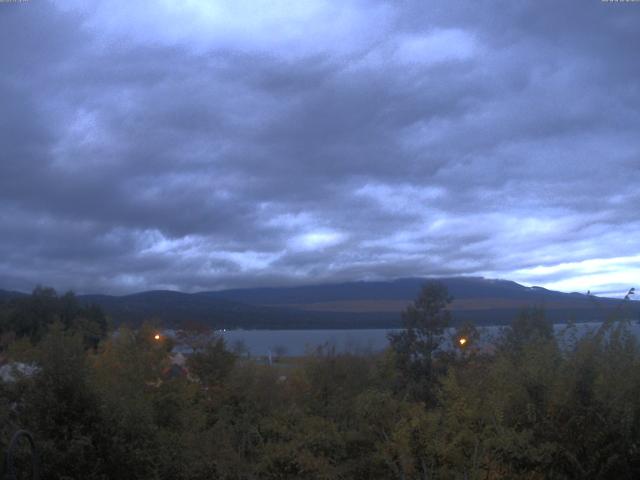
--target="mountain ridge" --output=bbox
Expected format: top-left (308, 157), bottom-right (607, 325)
top-left (0, 277), bottom-right (636, 329)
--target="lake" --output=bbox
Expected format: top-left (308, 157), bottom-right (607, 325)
top-left (207, 321), bottom-right (640, 357)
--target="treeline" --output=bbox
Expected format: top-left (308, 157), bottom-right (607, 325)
top-left (1, 284), bottom-right (640, 479)
top-left (0, 286), bottom-right (108, 347)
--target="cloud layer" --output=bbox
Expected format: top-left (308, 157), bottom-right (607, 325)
top-left (1, 0), bottom-right (639, 295)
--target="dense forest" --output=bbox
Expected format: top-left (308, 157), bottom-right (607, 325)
top-left (1, 284), bottom-right (640, 479)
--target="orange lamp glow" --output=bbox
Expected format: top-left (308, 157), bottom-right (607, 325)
top-left (458, 337), bottom-right (467, 346)
top-left (154, 334), bottom-right (161, 341)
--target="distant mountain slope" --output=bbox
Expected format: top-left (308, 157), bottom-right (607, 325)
top-left (198, 277), bottom-right (637, 326)
top-left (199, 277), bottom-right (591, 304)
top-left (2, 277), bottom-right (637, 328)
top-left (0, 290), bottom-right (27, 302)
top-left (77, 290), bottom-right (396, 329)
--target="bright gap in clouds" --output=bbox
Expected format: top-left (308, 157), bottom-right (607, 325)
top-left (506, 255), bottom-right (640, 298)
top-left (290, 231), bottom-right (346, 251)
top-left (56, 0), bottom-right (393, 58)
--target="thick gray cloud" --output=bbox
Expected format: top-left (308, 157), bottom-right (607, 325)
top-left (1, 0), bottom-right (639, 295)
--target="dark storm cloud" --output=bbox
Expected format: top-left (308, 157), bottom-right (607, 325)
top-left (1, 0), bottom-right (639, 295)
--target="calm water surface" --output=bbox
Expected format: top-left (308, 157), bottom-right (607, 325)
top-left (209, 322), bottom-right (640, 356)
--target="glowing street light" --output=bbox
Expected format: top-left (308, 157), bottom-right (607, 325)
top-left (458, 337), bottom-right (467, 347)
top-left (154, 334), bottom-right (161, 341)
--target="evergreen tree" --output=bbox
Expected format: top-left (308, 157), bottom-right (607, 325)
top-left (389, 281), bottom-right (452, 404)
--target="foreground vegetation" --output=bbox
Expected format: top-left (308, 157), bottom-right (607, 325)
top-left (1, 285), bottom-right (640, 479)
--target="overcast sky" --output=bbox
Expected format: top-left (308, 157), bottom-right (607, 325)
top-left (1, 0), bottom-right (639, 296)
